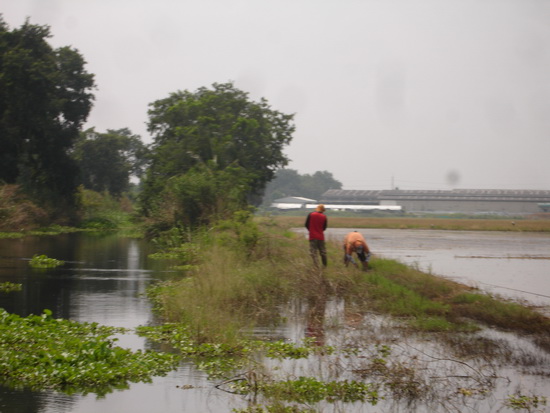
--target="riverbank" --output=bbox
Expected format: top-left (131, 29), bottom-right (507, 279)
top-left (2, 214), bottom-right (549, 240)
top-left (269, 215), bottom-right (550, 232)
top-left (145, 216), bottom-right (550, 412)
top-left (1, 216), bottom-right (549, 412)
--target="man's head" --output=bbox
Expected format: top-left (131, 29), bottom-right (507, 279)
top-left (316, 204), bottom-right (326, 212)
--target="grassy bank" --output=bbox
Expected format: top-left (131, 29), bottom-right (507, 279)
top-left (269, 215), bottom-right (550, 232)
top-left (149, 216), bottom-right (550, 338)
top-left (144, 215), bottom-right (550, 411)
top-left (0, 185), bottom-right (144, 238)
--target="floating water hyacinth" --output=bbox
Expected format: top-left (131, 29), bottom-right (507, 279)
top-left (29, 254), bottom-right (64, 269)
top-left (0, 282), bottom-right (22, 293)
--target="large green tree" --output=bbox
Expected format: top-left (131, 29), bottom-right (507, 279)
top-left (74, 128), bottom-right (148, 196)
top-left (141, 82), bottom-right (295, 221)
top-left (0, 17), bottom-right (95, 212)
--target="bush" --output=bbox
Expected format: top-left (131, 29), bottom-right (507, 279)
top-left (0, 185), bottom-right (49, 231)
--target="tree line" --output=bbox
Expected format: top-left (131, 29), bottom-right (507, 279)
top-left (0, 17), bottom-right (341, 230)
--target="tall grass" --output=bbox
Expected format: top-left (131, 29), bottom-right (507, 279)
top-left (453, 292), bottom-right (550, 334)
top-left (148, 216), bottom-right (317, 344)
top-left (149, 214), bottom-right (550, 344)
top-left (145, 214), bottom-right (550, 411)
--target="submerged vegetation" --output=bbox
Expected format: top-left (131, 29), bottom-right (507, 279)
top-left (0, 211), bottom-right (548, 410)
top-left (141, 214), bottom-right (550, 412)
top-left (2, 16), bottom-right (548, 411)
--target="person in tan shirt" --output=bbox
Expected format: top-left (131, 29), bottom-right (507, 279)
top-left (343, 231), bottom-right (371, 270)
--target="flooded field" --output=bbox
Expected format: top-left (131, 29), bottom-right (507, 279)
top-left (1, 230), bottom-right (549, 412)
top-left (323, 228), bottom-right (550, 313)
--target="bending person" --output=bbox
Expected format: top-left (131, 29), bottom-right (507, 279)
top-left (343, 231), bottom-right (371, 270)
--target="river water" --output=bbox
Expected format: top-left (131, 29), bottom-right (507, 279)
top-left (0, 229), bottom-right (549, 412)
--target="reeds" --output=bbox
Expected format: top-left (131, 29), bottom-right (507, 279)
top-left (150, 215), bottom-right (550, 342)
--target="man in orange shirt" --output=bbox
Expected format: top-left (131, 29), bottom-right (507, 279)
top-left (343, 231), bottom-right (371, 270)
top-left (305, 204), bottom-right (328, 268)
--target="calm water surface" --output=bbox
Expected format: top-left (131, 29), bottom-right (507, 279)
top-left (324, 228), bottom-right (550, 311)
top-left (0, 230), bottom-right (549, 413)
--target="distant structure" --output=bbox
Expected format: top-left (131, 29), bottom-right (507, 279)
top-left (270, 196), bottom-right (318, 210)
top-left (320, 189), bottom-right (550, 215)
top-left (270, 196), bottom-right (402, 212)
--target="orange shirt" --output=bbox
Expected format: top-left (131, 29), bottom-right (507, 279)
top-left (343, 231), bottom-right (369, 255)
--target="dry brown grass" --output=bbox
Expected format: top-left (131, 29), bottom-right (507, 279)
top-left (269, 216), bottom-right (550, 232)
top-left (0, 185), bottom-right (49, 231)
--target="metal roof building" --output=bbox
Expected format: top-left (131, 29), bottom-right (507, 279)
top-left (320, 189), bottom-right (550, 214)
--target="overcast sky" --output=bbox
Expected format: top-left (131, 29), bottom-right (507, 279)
top-left (3, 0), bottom-right (550, 190)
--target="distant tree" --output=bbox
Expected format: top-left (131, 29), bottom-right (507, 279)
top-left (140, 82), bottom-right (295, 222)
top-left (0, 17), bottom-right (95, 214)
top-left (300, 171), bottom-right (343, 200)
top-left (261, 169), bottom-right (302, 203)
top-left (74, 129), bottom-right (148, 196)
top-left (261, 169), bottom-right (342, 207)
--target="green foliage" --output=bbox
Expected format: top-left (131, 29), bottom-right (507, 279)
top-left (74, 129), bottom-right (148, 196)
top-left (148, 162), bottom-right (251, 230)
top-left (0, 184), bottom-right (49, 231)
top-left (136, 323), bottom-right (251, 379)
top-left (215, 210), bottom-right (262, 257)
top-left (0, 282), bottom-right (22, 293)
top-left (141, 218), bottom-right (550, 411)
top-left (409, 316), bottom-right (456, 332)
top-left (77, 187), bottom-right (139, 232)
top-left (258, 377), bottom-right (379, 405)
top-left (0, 232), bottom-right (25, 239)
top-left (140, 81), bottom-right (294, 219)
top-left (29, 254), bottom-right (65, 269)
top-left (263, 339), bottom-right (334, 360)
top-left (0, 18), bottom-right (95, 212)
top-left (0, 309), bottom-right (179, 395)
top-left (452, 292), bottom-right (550, 333)
top-left (361, 270), bottom-right (450, 318)
top-left (505, 393), bottom-right (547, 411)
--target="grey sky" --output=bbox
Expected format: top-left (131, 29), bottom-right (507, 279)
top-left (3, 0), bottom-right (550, 190)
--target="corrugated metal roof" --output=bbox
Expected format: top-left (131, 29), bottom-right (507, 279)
top-left (320, 189), bottom-right (550, 203)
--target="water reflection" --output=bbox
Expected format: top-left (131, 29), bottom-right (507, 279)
top-left (0, 233), bottom-right (180, 413)
top-left (1, 230), bottom-right (550, 413)
top-left (305, 287), bottom-right (327, 346)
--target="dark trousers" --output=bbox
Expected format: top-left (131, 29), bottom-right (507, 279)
top-left (309, 239), bottom-right (327, 267)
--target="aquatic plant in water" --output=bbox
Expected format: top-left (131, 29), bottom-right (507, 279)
top-left (0, 282), bottom-right (22, 293)
top-left (29, 254), bottom-right (65, 268)
top-left (0, 309), bottom-right (180, 396)
top-left (144, 216), bottom-right (550, 411)
top-left (505, 393), bottom-right (547, 411)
